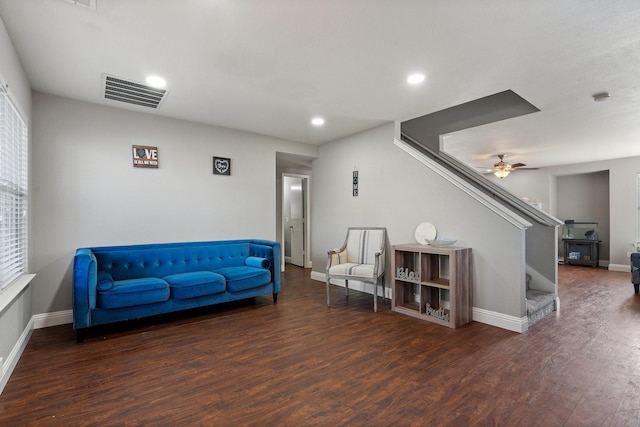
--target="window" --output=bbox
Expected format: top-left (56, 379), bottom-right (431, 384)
top-left (0, 85), bottom-right (28, 291)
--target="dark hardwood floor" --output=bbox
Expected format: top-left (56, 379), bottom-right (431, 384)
top-left (1, 264), bottom-right (639, 426)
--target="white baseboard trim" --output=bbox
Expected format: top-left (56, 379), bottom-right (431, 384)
top-left (33, 309), bottom-right (73, 329)
top-left (0, 310), bottom-right (73, 395)
top-left (0, 316), bottom-right (34, 395)
top-left (608, 263), bottom-right (629, 272)
top-left (473, 307), bottom-right (528, 333)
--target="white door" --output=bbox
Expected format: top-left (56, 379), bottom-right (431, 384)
top-left (290, 218), bottom-right (304, 267)
top-left (288, 177), bottom-right (305, 267)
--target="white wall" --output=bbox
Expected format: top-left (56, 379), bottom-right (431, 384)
top-left (0, 15), bottom-right (33, 392)
top-left (486, 170), bottom-right (550, 210)
top-left (312, 123), bottom-right (529, 323)
top-left (30, 93), bottom-right (317, 315)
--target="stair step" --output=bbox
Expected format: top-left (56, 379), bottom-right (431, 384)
top-left (526, 290), bottom-right (556, 326)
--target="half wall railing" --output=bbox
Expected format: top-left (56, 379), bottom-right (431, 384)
top-left (399, 133), bottom-right (563, 228)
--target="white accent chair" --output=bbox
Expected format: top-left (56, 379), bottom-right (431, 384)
top-left (326, 227), bottom-right (386, 312)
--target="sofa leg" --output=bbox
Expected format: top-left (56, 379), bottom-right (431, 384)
top-left (273, 293), bottom-right (278, 303)
top-left (635, 283), bottom-right (639, 294)
top-left (76, 329), bottom-right (85, 344)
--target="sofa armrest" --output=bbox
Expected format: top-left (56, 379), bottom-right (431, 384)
top-left (633, 266), bottom-right (640, 285)
top-left (73, 248), bottom-right (97, 329)
top-left (630, 253), bottom-right (640, 284)
top-left (373, 248), bottom-right (385, 277)
top-left (249, 241), bottom-right (281, 294)
top-left (327, 248), bottom-right (346, 270)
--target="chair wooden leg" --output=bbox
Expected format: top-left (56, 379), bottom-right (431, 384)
top-left (345, 280), bottom-right (349, 296)
top-left (374, 280), bottom-right (378, 312)
top-left (326, 278), bottom-right (331, 306)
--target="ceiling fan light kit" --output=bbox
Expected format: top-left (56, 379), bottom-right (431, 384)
top-left (485, 154), bottom-right (537, 178)
top-left (493, 154), bottom-right (512, 179)
top-left (493, 165), bottom-right (511, 179)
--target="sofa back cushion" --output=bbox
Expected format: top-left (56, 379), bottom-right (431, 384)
top-left (94, 243), bottom-right (251, 281)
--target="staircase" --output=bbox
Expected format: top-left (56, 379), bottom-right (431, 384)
top-left (526, 290), bottom-right (556, 326)
top-left (395, 136), bottom-right (562, 330)
top-left (525, 274), bottom-right (557, 326)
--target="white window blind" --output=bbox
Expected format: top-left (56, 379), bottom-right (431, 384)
top-left (0, 85), bottom-right (28, 291)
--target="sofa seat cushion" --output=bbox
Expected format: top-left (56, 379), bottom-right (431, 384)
top-left (215, 266), bottom-right (271, 292)
top-left (98, 277), bottom-right (170, 309)
top-left (164, 271), bottom-right (226, 300)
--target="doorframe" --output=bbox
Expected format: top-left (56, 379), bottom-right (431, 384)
top-left (281, 172), bottom-right (312, 270)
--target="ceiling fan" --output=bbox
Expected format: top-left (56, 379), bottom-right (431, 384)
top-left (485, 154), bottom-right (537, 179)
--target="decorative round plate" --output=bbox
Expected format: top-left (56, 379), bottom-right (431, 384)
top-left (426, 239), bottom-right (457, 247)
top-left (414, 222), bottom-right (437, 245)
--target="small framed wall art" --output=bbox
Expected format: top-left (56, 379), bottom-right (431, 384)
top-left (132, 145), bottom-right (159, 168)
top-left (213, 156), bottom-right (231, 175)
top-left (353, 170), bottom-right (358, 196)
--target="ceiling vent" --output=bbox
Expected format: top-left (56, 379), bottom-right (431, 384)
top-left (102, 74), bottom-right (168, 109)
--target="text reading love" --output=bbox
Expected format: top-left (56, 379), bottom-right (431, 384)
top-left (132, 145), bottom-right (159, 168)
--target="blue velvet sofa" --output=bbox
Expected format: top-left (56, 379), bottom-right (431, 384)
top-left (73, 239), bottom-right (281, 342)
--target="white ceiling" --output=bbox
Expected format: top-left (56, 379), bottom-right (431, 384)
top-left (1, 0), bottom-right (640, 169)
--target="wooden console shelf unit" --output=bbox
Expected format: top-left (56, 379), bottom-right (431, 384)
top-left (391, 243), bottom-right (472, 328)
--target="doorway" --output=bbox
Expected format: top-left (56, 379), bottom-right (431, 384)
top-left (555, 170), bottom-right (610, 266)
top-left (283, 174), bottom-right (310, 268)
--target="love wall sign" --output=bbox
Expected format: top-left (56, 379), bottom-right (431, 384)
top-left (213, 157), bottom-right (231, 176)
top-left (132, 145), bottom-right (159, 168)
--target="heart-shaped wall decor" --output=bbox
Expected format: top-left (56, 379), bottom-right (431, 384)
top-left (214, 157), bottom-right (230, 175)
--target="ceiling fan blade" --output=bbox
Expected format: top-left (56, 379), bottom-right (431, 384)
top-left (511, 162), bottom-right (527, 168)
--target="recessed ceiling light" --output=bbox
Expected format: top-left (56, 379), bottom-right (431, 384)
top-left (592, 92), bottom-right (610, 102)
top-left (146, 75), bottom-right (167, 89)
top-left (311, 117), bottom-right (325, 126)
top-left (407, 73), bottom-right (425, 85)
